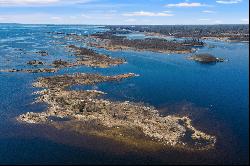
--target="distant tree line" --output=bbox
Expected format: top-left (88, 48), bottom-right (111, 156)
top-left (105, 25), bottom-right (249, 41)
top-left (91, 31), bottom-right (205, 52)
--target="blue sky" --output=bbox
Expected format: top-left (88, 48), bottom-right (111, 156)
top-left (0, 0), bottom-right (249, 24)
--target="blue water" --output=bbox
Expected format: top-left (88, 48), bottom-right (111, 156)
top-left (0, 24), bottom-right (248, 165)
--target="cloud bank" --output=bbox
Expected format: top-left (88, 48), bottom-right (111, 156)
top-left (0, 0), bottom-right (92, 6)
top-left (165, 2), bottom-right (207, 7)
top-left (123, 11), bottom-right (174, 17)
top-left (216, 0), bottom-right (242, 4)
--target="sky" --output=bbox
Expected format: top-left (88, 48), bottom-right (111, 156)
top-left (0, 0), bottom-right (249, 25)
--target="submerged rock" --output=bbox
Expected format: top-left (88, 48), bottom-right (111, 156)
top-left (187, 53), bottom-right (224, 63)
top-left (27, 60), bottom-right (44, 66)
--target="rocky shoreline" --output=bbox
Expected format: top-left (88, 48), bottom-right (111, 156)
top-left (17, 72), bottom-right (216, 151)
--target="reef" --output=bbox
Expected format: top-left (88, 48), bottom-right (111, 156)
top-left (17, 72), bottom-right (216, 151)
top-left (187, 53), bottom-right (224, 63)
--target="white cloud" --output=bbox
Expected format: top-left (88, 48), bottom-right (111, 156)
top-left (202, 10), bottom-right (216, 13)
top-left (163, 10), bottom-right (172, 13)
top-left (0, 13), bottom-right (99, 24)
top-left (216, 0), bottom-right (242, 4)
top-left (122, 11), bottom-right (174, 17)
top-left (165, 2), bottom-right (207, 7)
top-left (0, 0), bottom-right (59, 5)
top-left (0, 0), bottom-right (92, 6)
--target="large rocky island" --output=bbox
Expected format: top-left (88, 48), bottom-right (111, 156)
top-left (17, 72), bottom-right (216, 151)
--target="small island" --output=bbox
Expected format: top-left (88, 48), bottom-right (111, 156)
top-left (187, 53), bottom-right (224, 63)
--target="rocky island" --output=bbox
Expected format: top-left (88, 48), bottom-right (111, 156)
top-left (65, 45), bottom-right (125, 68)
top-left (17, 72), bottom-right (216, 151)
top-left (187, 53), bottom-right (224, 63)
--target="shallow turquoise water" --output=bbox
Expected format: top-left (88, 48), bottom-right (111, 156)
top-left (0, 24), bottom-right (248, 164)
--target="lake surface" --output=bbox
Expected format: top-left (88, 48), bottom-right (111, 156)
top-left (0, 24), bottom-right (249, 165)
